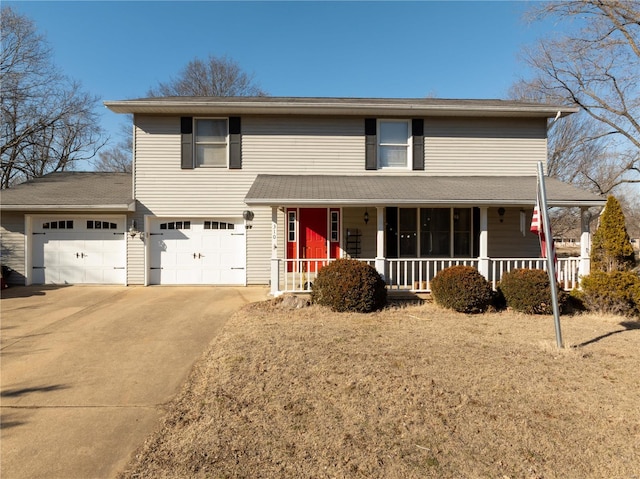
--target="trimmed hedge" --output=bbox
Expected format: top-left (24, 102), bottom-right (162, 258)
top-left (498, 268), bottom-right (566, 315)
top-left (311, 259), bottom-right (387, 313)
top-left (430, 265), bottom-right (493, 314)
top-left (580, 270), bottom-right (640, 317)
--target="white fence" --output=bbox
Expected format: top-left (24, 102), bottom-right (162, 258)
top-left (279, 257), bottom-right (581, 293)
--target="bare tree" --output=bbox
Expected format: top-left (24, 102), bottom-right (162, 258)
top-left (147, 54), bottom-right (267, 97)
top-left (1, 6), bottom-right (104, 188)
top-left (94, 121), bottom-right (132, 173)
top-left (520, 1), bottom-right (640, 192)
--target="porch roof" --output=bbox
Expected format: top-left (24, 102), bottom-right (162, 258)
top-left (245, 175), bottom-right (605, 207)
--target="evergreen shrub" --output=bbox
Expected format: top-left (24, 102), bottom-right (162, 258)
top-left (580, 270), bottom-right (640, 317)
top-left (311, 259), bottom-right (387, 313)
top-left (498, 268), bottom-right (566, 315)
top-left (430, 265), bottom-right (493, 314)
top-left (590, 195), bottom-right (636, 272)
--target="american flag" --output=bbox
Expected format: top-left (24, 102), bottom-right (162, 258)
top-left (530, 203), bottom-right (558, 269)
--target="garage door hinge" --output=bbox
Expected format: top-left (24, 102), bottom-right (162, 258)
top-left (113, 232), bottom-right (124, 236)
top-left (231, 267), bottom-right (246, 270)
top-left (150, 233), bottom-right (163, 236)
top-left (32, 266), bottom-right (45, 269)
top-left (231, 233), bottom-right (245, 236)
top-left (32, 232), bottom-right (46, 235)
top-left (113, 267), bottom-right (125, 269)
top-left (150, 267), bottom-right (163, 270)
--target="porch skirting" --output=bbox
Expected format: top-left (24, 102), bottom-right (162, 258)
top-left (273, 257), bottom-right (582, 295)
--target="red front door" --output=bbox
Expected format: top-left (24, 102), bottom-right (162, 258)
top-left (299, 208), bottom-right (328, 272)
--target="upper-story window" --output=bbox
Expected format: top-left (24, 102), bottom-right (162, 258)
top-left (378, 120), bottom-right (411, 169)
top-left (195, 118), bottom-right (228, 167)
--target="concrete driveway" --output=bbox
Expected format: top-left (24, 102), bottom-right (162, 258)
top-left (0, 285), bottom-right (269, 479)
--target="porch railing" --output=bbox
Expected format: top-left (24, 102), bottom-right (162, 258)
top-left (279, 257), bottom-right (581, 293)
top-left (386, 258), bottom-right (480, 292)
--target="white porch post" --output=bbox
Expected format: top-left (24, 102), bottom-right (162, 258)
top-left (478, 207), bottom-right (489, 281)
top-left (580, 207), bottom-right (592, 279)
top-left (375, 206), bottom-right (386, 280)
top-left (270, 207), bottom-right (280, 296)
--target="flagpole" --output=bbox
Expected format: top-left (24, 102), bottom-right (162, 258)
top-left (537, 161), bottom-right (563, 349)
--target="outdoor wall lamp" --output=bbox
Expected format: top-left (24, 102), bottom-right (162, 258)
top-left (243, 210), bottom-right (255, 229)
top-left (128, 219), bottom-right (140, 238)
top-left (498, 207), bottom-right (506, 223)
top-left (364, 208), bottom-right (370, 225)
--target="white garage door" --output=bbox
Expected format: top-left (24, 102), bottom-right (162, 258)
top-left (148, 218), bottom-right (246, 285)
top-left (32, 217), bottom-right (126, 284)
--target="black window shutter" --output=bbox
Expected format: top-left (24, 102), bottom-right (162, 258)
top-left (412, 119), bottom-right (424, 170)
top-left (229, 116), bottom-right (242, 169)
top-left (365, 118), bottom-right (377, 170)
top-left (180, 117), bottom-right (194, 169)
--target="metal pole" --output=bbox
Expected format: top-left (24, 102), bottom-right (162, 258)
top-left (537, 161), bottom-right (563, 348)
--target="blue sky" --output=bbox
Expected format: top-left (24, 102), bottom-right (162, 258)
top-left (8, 1), bottom-right (551, 147)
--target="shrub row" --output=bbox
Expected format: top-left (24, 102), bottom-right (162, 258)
top-left (310, 260), bottom-right (640, 318)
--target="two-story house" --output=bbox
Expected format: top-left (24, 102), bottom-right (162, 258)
top-left (1, 97), bottom-right (605, 294)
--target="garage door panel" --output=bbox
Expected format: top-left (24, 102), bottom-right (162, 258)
top-left (149, 219), bottom-right (245, 285)
top-left (31, 217), bottom-right (125, 285)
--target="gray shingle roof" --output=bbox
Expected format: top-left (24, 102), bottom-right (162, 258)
top-left (245, 175), bottom-right (605, 207)
top-left (1, 172), bottom-right (134, 211)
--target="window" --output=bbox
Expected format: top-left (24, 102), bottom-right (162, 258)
top-left (330, 211), bottom-right (339, 242)
top-left (195, 118), bottom-right (228, 167)
top-left (160, 221), bottom-right (191, 230)
top-left (386, 207), bottom-right (473, 258)
top-left (287, 211), bottom-right (296, 242)
top-left (379, 120), bottom-right (410, 168)
top-left (87, 220), bottom-right (116, 230)
top-left (43, 220), bottom-right (74, 230)
top-left (204, 221), bottom-right (234, 230)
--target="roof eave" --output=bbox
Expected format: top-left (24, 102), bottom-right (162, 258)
top-left (1, 202), bottom-right (136, 212)
top-left (105, 100), bottom-right (578, 118)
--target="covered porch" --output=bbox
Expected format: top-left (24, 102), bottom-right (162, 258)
top-left (244, 175), bottom-right (605, 295)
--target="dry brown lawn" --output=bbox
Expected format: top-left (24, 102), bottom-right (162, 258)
top-left (119, 300), bottom-right (640, 479)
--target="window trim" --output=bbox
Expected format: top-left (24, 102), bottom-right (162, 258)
top-left (377, 119), bottom-right (412, 170)
top-left (194, 117), bottom-right (229, 168)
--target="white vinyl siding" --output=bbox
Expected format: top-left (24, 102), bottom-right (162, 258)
top-left (0, 213), bottom-right (26, 284)
top-left (424, 117), bottom-right (547, 176)
top-left (488, 207), bottom-right (540, 258)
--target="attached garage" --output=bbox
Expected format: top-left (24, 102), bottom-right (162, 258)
top-left (0, 172), bottom-right (134, 286)
top-left (31, 216), bottom-right (126, 284)
top-left (148, 218), bottom-right (246, 285)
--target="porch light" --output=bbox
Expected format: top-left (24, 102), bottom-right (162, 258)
top-left (128, 220), bottom-right (140, 238)
top-left (498, 207), bottom-right (506, 223)
top-left (364, 208), bottom-right (369, 225)
top-left (243, 210), bottom-right (254, 229)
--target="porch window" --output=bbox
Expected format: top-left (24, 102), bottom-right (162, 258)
top-left (378, 120), bottom-right (410, 168)
top-left (330, 211), bottom-right (339, 242)
top-left (399, 208), bottom-right (418, 257)
top-left (387, 207), bottom-right (474, 258)
top-left (453, 208), bottom-right (471, 257)
top-left (420, 208), bottom-right (450, 256)
top-left (287, 211), bottom-right (296, 242)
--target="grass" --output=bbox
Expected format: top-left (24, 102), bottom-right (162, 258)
top-left (118, 300), bottom-right (640, 479)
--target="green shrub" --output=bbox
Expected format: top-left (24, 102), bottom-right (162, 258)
top-left (430, 265), bottom-right (493, 314)
top-left (498, 268), bottom-right (567, 315)
top-left (590, 195), bottom-right (636, 273)
top-left (311, 259), bottom-right (387, 313)
top-left (580, 270), bottom-right (640, 317)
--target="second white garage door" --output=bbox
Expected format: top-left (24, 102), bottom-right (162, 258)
top-left (148, 218), bottom-right (246, 285)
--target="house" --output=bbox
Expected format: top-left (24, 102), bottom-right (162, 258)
top-left (1, 97), bottom-right (606, 294)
